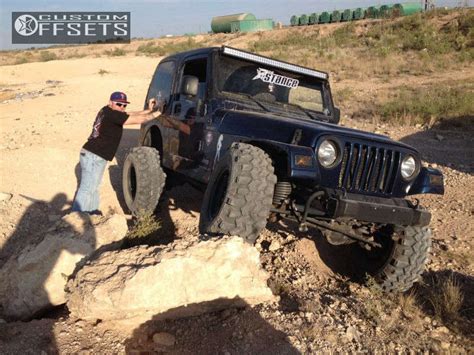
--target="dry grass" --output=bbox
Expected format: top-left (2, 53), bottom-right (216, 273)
top-left (103, 47), bottom-right (127, 56)
top-left (361, 277), bottom-right (428, 344)
top-left (333, 87), bottom-right (354, 107)
top-left (38, 50), bottom-right (58, 62)
top-left (247, 9), bottom-right (473, 82)
top-left (123, 211), bottom-right (162, 247)
top-left (363, 272), bottom-right (465, 328)
top-left (379, 83), bottom-right (474, 127)
top-left (363, 276), bottom-right (392, 325)
top-left (135, 37), bottom-right (200, 57)
top-left (426, 274), bottom-right (464, 322)
top-left (398, 291), bottom-right (419, 319)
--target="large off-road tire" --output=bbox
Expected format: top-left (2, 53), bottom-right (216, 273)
top-left (122, 147), bottom-right (166, 215)
top-left (199, 143), bottom-right (277, 244)
top-left (373, 225), bottom-right (432, 292)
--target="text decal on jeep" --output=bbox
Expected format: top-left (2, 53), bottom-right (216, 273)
top-left (252, 68), bottom-right (299, 88)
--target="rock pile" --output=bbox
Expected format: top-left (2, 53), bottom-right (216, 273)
top-left (66, 236), bottom-right (275, 326)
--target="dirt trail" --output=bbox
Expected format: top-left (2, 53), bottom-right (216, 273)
top-left (0, 53), bottom-right (473, 353)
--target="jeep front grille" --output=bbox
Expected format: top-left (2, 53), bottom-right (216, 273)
top-left (338, 143), bottom-right (400, 195)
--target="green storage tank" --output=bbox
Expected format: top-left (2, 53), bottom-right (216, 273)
top-left (319, 11), bottom-right (331, 24)
top-left (308, 13), bottom-right (319, 25)
top-left (392, 3), bottom-right (423, 17)
top-left (342, 9), bottom-right (353, 22)
top-left (211, 13), bottom-right (256, 33)
top-left (290, 15), bottom-right (299, 26)
top-left (330, 10), bottom-right (342, 23)
top-left (366, 6), bottom-right (381, 18)
top-left (299, 14), bottom-right (309, 26)
top-left (353, 8), bottom-right (365, 20)
top-left (380, 5), bottom-right (394, 18)
top-left (230, 19), bottom-right (274, 33)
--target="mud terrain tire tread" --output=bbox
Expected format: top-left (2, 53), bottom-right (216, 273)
top-left (378, 225), bottom-right (431, 292)
top-left (199, 143), bottom-right (277, 244)
top-left (122, 147), bottom-right (166, 215)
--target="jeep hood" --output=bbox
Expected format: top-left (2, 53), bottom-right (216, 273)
top-left (216, 109), bottom-right (417, 152)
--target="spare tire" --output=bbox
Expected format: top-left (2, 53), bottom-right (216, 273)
top-left (199, 143), bottom-right (277, 244)
top-left (122, 147), bottom-right (166, 215)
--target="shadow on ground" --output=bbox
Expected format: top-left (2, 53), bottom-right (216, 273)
top-left (124, 298), bottom-right (298, 354)
top-left (0, 195), bottom-right (96, 354)
top-left (0, 193), bottom-right (72, 269)
top-left (267, 219), bottom-right (370, 281)
top-left (109, 127), bottom-right (141, 213)
top-left (399, 118), bottom-right (474, 174)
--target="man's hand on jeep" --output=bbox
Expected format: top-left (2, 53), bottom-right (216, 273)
top-left (148, 98), bottom-right (157, 111)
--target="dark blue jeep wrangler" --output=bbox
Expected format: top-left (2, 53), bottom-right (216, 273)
top-left (122, 46), bottom-right (444, 291)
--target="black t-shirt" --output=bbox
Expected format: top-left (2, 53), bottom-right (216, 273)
top-left (83, 106), bottom-right (129, 161)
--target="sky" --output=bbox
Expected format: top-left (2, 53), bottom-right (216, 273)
top-left (0, 0), bottom-right (470, 50)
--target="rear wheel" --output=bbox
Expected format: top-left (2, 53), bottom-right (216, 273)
top-left (199, 143), bottom-right (277, 244)
top-left (122, 147), bottom-right (166, 215)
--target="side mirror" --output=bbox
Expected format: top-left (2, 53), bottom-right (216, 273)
top-left (181, 75), bottom-right (199, 96)
top-left (333, 107), bottom-right (341, 123)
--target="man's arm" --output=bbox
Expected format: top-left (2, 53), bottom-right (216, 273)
top-left (127, 98), bottom-right (156, 115)
top-left (123, 110), bottom-right (162, 125)
top-left (159, 116), bottom-right (191, 135)
top-left (128, 108), bottom-right (152, 115)
top-left (123, 98), bottom-right (161, 125)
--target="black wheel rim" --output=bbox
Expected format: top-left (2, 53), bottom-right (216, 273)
top-left (364, 225), bottom-right (396, 274)
top-left (129, 165), bottom-right (137, 200)
top-left (143, 131), bottom-right (151, 147)
top-left (208, 170), bottom-right (229, 220)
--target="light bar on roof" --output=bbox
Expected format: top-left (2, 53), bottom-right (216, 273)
top-left (222, 46), bottom-right (329, 80)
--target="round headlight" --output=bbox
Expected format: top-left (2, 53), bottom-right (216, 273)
top-left (401, 155), bottom-right (417, 179)
top-left (317, 140), bottom-right (338, 168)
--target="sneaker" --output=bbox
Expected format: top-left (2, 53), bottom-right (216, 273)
top-left (89, 210), bottom-right (103, 216)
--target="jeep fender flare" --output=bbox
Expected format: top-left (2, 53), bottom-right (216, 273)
top-left (241, 139), bottom-right (320, 183)
top-left (141, 124), bottom-right (164, 157)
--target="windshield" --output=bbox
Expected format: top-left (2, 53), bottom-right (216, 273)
top-left (216, 54), bottom-right (327, 114)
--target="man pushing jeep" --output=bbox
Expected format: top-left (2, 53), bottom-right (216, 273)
top-left (72, 92), bottom-right (162, 214)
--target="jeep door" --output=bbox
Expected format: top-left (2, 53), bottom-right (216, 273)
top-left (167, 55), bottom-right (210, 181)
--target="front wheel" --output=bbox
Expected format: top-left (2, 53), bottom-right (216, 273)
top-left (372, 225), bottom-right (432, 292)
top-left (199, 143), bottom-right (277, 244)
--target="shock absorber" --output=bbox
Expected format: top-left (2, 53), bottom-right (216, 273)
top-left (273, 180), bottom-right (292, 207)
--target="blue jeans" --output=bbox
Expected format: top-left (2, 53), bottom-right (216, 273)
top-left (72, 149), bottom-right (107, 212)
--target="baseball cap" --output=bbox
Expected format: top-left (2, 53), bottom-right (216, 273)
top-left (110, 91), bottom-right (130, 103)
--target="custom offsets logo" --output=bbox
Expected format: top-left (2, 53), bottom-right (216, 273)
top-left (12, 12), bottom-right (130, 44)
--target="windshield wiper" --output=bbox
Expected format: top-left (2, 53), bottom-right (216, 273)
top-left (284, 102), bottom-right (318, 120)
top-left (247, 95), bottom-right (271, 112)
top-left (223, 92), bottom-right (270, 112)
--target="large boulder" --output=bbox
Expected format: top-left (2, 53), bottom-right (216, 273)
top-left (0, 213), bottom-right (128, 320)
top-left (66, 236), bottom-right (276, 325)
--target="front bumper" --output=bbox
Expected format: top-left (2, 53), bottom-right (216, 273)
top-left (326, 192), bottom-right (431, 227)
